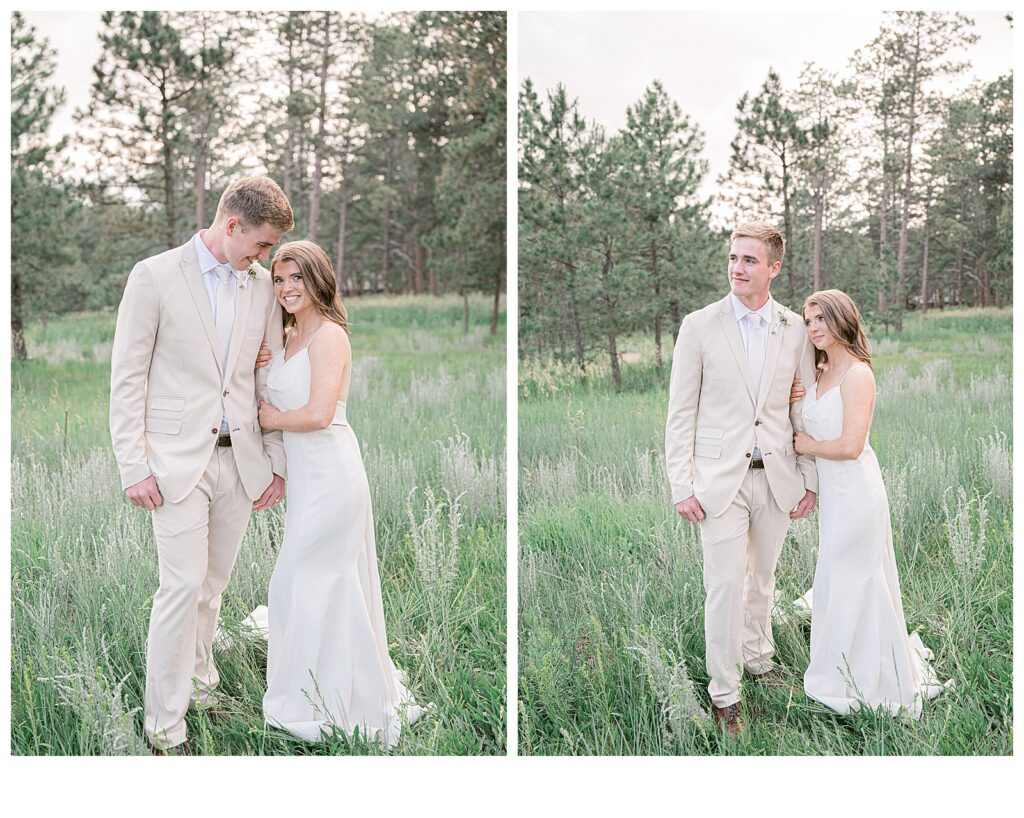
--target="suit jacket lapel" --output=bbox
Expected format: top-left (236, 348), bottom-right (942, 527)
top-left (179, 242), bottom-right (221, 374)
top-left (717, 296), bottom-right (756, 406)
top-left (224, 277), bottom-right (253, 380)
top-left (757, 299), bottom-right (784, 414)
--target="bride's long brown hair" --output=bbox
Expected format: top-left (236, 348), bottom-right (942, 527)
top-left (802, 289), bottom-right (873, 375)
top-left (270, 240), bottom-right (349, 335)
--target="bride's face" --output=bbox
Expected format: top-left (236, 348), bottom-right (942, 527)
top-left (804, 305), bottom-right (836, 352)
top-left (273, 260), bottom-right (312, 316)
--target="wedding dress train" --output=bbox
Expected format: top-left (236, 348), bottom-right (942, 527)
top-left (261, 345), bottom-right (423, 747)
top-left (801, 377), bottom-right (950, 718)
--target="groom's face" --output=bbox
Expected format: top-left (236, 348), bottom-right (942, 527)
top-left (728, 237), bottom-right (780, 306)
top-left (224, 217), bottom-right (284, 271)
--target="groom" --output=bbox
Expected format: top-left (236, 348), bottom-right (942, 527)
top-left (110, 175), bottom-right (294, 751)
top-left (665, 221), bottom-right (817, 736)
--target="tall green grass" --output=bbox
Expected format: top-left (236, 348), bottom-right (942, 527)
top-left (11, 294), bottom-right (506, 756)
top-left (518, 308), bottom-right (1011, 755)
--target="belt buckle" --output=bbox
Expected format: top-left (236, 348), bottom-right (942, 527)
top-left (217, 434), bottom-right (232, 448)
top-left (750, 457), bottom-right (764, 469)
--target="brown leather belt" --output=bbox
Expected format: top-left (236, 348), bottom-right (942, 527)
top-left (217, 434), bottom-right (232, 447)
top-left (749, 458), bottom-right (764, 469)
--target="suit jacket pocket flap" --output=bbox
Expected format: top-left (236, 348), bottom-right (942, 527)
top-left (149, 396), bottom-right (185, 412)
top-left (145, 417), bottom-right (182, 435)
top-left (696, 425), bottom-right (725, 440)
top-left (694, 443), bottom-right (722, 459)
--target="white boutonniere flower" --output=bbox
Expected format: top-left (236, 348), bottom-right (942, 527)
top-left (239, 263), bottom-right (259, 288)
top-left (771, 310), bottom-right (790, 335)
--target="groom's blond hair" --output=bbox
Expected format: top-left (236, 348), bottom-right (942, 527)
top-left (215, 176), bottom-right (294, 233)
top-left (731, 222), bottom-right (785, 268)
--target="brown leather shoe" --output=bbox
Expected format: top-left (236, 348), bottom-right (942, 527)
top-left (712, 702), bottom-right (745, 737)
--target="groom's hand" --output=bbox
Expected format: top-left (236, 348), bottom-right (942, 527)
top-left (675, 496), bottom-right (705, 523)
top-left (790, 489), bottom-right (817, 519)
top-left (254, 474), bottom-right (285, 510)
top-left (125, 475), bottom-right (163, 510)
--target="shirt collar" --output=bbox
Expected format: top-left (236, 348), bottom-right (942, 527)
top-left (730, 292), bottom-right (773, 324)
top-left (194, 232), bottom-right (238, 278)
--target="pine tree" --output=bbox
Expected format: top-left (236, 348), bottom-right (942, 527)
top-left (11, 12), bottom-right (71, 360)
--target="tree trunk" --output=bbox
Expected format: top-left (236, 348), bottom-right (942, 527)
top-left (428, 247), bottom-right (437, 296)
top-left (955, 204), bottom-right (964, 306)
top-left (462, 287), bottom-right (469, 333)
top-left (282, 20), bottom-right (297, 204)
top-left (335, 175), bottom-right (347, 293)
top-left (163, 132), bottom-right (176, 248)
top-left (382, 140), bottom-right (393, 291)
top-left (308, 13), bottom-right (331, 243)
top-left (413, 240), bottom-right (424, 294)
top-left (608, 331), bottom-right (622, 392)
top-left (667, 245), bottom-right (681, 343)
top-left (920, 188), bottom-right (931, 315)
top-left (161, 83), bottom-right (177, 248)
top-left (194, 140), bottom-right (207, 230)
top-left (651, 236), bottom-right (663, 380)
top-left (894, 24), bottom-right (922, 332)
top-left (877, 183), bottom-right (888, 317)
top-left (812, 186), bottom-right (823, 292)
top-left (11, 273), bottom-right (27, 361)
top-left (604, 237), bottom-right (620, 390)
top-left (781, 147), bottom-right (795, 302)
top-left (490, 267), bottom-right (501, 336)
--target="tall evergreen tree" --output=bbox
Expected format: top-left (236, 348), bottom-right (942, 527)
top-left (618, 81), bottom-right (707, 377)
top-left (11, 12), bottom-right (72, 360)
top-left (723, 68), bottom-right (810, 301)
top-left (858, 11), bottom-right (978, 327)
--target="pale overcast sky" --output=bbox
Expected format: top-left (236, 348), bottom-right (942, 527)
top-left (21, 11), bottom-right (104, 142)
top-left (520, 10), bottom-right (1013, 204)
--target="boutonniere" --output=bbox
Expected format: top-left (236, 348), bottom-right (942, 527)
top-left (771, 310), bottom-right (790, 335)
top-left (239, 263), bottom-right (259, 288)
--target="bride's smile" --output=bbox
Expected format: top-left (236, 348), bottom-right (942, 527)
top-left (273, 260), bottom-right (311, 316)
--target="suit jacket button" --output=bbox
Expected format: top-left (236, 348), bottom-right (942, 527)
top-left (211, 429), bottom-right (218, 434)
top-left (755, 419), bottom-right (762, 426)
top-left (746, 452), bottom-right (752, 458)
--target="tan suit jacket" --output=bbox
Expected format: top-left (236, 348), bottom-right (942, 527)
top-left (665, 294), bottom-right (817, 518)
top-left (110, 240), bottom-right (286, 504)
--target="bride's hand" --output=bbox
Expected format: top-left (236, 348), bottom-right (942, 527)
top-left (793, 430), bottom-right (815, 455)
top-left (789, 377), bottom-right (806, 404)
top-left (255, 341), bottom-right (273, 369)
top-left (258, 399), bottom-right (282, 430)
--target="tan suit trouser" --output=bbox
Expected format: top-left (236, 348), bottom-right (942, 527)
top-left (699, 467), bottom-right (791, 708)
top-left (144, 446), bottom-right (252, 749)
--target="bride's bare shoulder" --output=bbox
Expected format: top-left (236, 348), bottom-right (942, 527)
top-left (308, 322), bottom-right (350, 360)
top-left (843, 362), bottom-right (876, 394)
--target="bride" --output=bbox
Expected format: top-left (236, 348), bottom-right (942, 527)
top-left (254, 240), bottom-right (424, 746)
top-left (792, 289), bottom-right (947, 717)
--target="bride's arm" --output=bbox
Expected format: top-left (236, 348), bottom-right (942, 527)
top-left (793, 366), bottom-right (875, 460)
top-left (259, 325), bottom-right (349, 432)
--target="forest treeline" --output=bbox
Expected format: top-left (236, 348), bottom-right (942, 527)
top-left (518, 12), bottom-right (1012, 389)
top-left (11, 10), bottom-right (506, 359)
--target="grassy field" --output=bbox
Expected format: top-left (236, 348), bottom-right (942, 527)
top-left (518, 308), bottom-right (1011, 755)
top-left (11, 294), bottom-right (506, 756)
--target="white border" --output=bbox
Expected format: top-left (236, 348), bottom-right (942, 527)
top-left (3, 1), bottom-right (1023, 814)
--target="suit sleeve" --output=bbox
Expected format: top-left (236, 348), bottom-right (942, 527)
top-left (790, 331), bottom-right (819, 494)
top-left (259, 297), bottom-right (287, 479)
top-left (109, 262), bottom-right (158, 490)
top-left (665, 314), bottom-right (702, 505)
